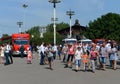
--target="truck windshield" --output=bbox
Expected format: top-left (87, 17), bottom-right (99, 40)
top-left (14, 40), bottom-right (29, 45)
top-left (80, 39), bottom-right (92, 44)
top-left (65, 40), bottom-right (77, 44)
top-left (97, 41), bottom-right (104, 44)
top-left (82, 41), bottom-right (92, 44)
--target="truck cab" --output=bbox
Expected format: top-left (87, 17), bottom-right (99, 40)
top-left (12, 34), bottom-right (30, 56)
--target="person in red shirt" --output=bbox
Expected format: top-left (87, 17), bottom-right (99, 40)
top-left (64, 44), bottom-right (75, 68)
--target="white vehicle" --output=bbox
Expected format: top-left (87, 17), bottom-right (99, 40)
top-left (62, 38), bottom-right (77, 45)
top-left (79, 39), bottom-right (92, 44)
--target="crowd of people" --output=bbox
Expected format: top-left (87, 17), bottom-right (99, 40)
top-left (0, 41), bottom-right (119, 73)
top-left (37, 41), bottom-right (119, 72)
top-left (0, 43), bottom-right (33, 65)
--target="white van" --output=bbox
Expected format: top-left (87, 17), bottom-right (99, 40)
top-left (79, 39), bottom-right (92, 44)
top-left (62, 38), bottom-right (77, 45)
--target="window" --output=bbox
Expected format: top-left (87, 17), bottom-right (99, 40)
top-left (14, 40), bottom-right (29, 45)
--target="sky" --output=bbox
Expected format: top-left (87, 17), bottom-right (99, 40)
top-left (0, 0), bottom-right (120, 36)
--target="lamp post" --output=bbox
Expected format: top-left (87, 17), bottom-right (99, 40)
top-left (22, 4), bottom-right (28, 33)
top-left (39, 26), bottom-right (46, 38)
top-left (17, 22), bottom-right (23, 33)
top-left (66, 10), bottom-right (75, 38)
top-left (49, 0), bottom-right (61, 45)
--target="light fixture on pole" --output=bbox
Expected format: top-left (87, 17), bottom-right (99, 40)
top-left (17, 22), bottom-right (23, 33)
top-left (51, 18), bottom-right (58, 21)
top-left (49, 0), bottom-right (61, 45)
top-left (39, 26), bottom-right (46, 38)
top-left (22, 4), bottom-right (28, 33)
top-left (66, 10), bottom-right (75, 38)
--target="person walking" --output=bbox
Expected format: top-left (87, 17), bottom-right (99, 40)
top-left (0, 44), bottom-right (5, 64)
top-left (9, 44), bottom-right (13, 64)
top-left (64, 44), bottom-right (75, 68)
top-left (109, 43), bottom-right (118, 70)
top-left (20, 45), bottom-right (24, 58)
top-left (4, 43), bottom-right (11, 65)
top-left (106, 41), bottom-right (112, 67)
top-left (74, 47), bottom-right (82, 72)
top-left (26, 47), bottom-right (33, 64)
top-left (52, 44), bottom-right (57, 60)
top-left (89, 47), bottom-right (98, 73)
top-left (46, 44), bottom-right (54, 70)
top-left (39, 42), bottom-right (45, 65)
top-left (82, 52), bottom-right (89, 72)
top-left (99, 43), bottom-right (108, 70)
top-left (62, 44), bottom-right (68, 63)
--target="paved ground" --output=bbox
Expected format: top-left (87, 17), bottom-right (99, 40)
top-left (0, 52), bottom-right (120, 84)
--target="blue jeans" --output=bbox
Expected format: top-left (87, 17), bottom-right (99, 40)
top-left (75, 59), bottom-right (81, 67)
top-left (5, 52), bottom-right (10, 65)
top-left (99, 57), bottom-right (106, 64)
top-left (109, 53), bottom-right (113, 67)
top-left (53, 51), bottom-right (56, 60)
top-left (21, 51), bottom-right (24, 58)
top-left (63, 53), bottom-right (67, 62)
top-left (40, 52), bottom-right (45, 65)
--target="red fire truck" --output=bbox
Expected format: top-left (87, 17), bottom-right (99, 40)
top-left (12, 33), bottom-right (30, 55)
top-left (93, 38), bottom-right (106, 44)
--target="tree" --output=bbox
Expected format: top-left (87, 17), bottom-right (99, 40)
top-left (46, 22), bottom-right (69, 32)
top-left (26, 22), bottom-right (68, 46)
top-left (85, 12), bottom-right (120, 43)
top-left (0, 34), bottom-right (11, 45)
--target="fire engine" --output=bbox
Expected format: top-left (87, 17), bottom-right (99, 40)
top-left (93, 38), bottom-right (106, 44)
top-left (12, 33), bottom-right (30, 55)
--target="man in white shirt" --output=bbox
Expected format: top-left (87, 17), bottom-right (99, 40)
top-left (106, 42), bottom-right (112, 67)
top-left (39, 42), bottom-right (45, 65)
top-left (4, 43), bottom-right (11, 65)
top-left (52, 44), bottom-right (57, 60)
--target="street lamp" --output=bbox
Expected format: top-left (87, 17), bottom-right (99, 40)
top-left (49, 0), bottom-right (61, 45)
top-left (66, 10), bottom-right (75, 38)
top-left (22, 4), bottom-right (28, 33)
top-left (17, 22), bottom-right (23, 33)
top-left (51, 17), bottom-right (58, 21)
top-left (39, 26), bottom-right (46, 38)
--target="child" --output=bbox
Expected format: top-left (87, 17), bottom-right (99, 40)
top-left (47, 44), bottom-right (54, 70)
top-left (90, 48), bottom-right (98, 73)
top-left (74, 47), bottom-right (82, 72)
top-left (82, 52), bottom-right (89, 72)
top-left (27, 47), bottom-right (33, 64)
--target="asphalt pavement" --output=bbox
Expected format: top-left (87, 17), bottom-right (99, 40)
top-left (0, 52), bottom-right (120, 84)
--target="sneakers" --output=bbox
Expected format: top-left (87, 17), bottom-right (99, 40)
top-left (92, 71), bottom-right (95, 73)
top-left (50, 68), bottom-right (53, 70)
top-left (75, 70), bottom-right (78, 72)
top-left (64, 65), bottom-right (68, 68)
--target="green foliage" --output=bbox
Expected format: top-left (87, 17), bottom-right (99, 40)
top-left (2, 34), bottom-right (9, 37)
top-left (0, 34), bottom-right (11, 45)
top-left (46, 22), bottom-right (69, 32)
top-left (26, 22), bottom-right (68, 46)
top-left (85, 12), bottom-right (120, 43)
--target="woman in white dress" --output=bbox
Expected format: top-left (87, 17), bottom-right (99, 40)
top-left (0, 44), bottom-right (5, 64)
top-left (110, 43), bottom-right (118, 70)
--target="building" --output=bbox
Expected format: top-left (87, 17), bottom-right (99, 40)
top-left (57, 19), bottom-right (86, 40)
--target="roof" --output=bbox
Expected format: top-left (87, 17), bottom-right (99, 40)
top-left (62, 38), bottom-right (77, 42)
